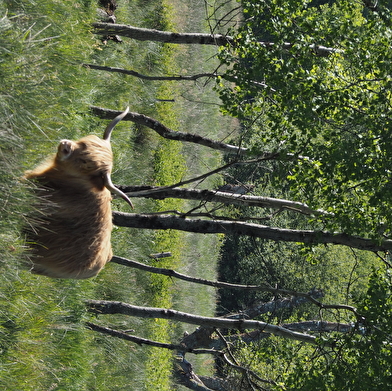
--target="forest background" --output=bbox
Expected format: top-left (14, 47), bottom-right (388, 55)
top-left (1, 0), bottom-right (392, 390)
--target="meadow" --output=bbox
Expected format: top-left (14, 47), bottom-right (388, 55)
top-left (0, 0), bottom-right (229, 389)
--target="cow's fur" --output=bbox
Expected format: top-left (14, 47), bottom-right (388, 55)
top-left (24, 108), bottom-right (131, 279)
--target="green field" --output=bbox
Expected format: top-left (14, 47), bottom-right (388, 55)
top-left (0, 0), bottom-right (226, 389)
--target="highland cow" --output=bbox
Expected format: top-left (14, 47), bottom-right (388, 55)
top-left (24, 107), bottom-right (132, 279)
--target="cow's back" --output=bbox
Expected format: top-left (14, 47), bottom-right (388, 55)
top-left (25, 172), bottom-right (113, 279)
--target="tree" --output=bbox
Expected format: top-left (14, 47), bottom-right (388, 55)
top-left (216, 0), bottom-right (392, 238)
top-left (90, 106), bottom-right (392, 251)
top-left (92, 1), bottom-right (392, 238)
top-left (87, 255), bottom-right (391, 390)
top-left (90, 1), bottom-right (392, 239)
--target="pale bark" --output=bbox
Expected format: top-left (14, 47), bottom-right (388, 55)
top-left (87, 300), bottom-right (320, 344)
top-left (112, 212), bottom-right (392, 252)
top-left (87, 318), bottom-right (354, 352)
top-left (241, 290), bottom-right (324, 319)
top-left (209, 321), bottom-right (354, 348)
top-left (92, 23), bottom-right (339, 56)
top-left (92, 23), bottom-right (234, 45)
top-left (283, 321), bottom-right (353, 334)
top-left (116, 185), bottom-right (330, 216)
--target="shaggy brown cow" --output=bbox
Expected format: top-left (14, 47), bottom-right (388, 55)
top-left (24, 107), bottom-right (132, 279)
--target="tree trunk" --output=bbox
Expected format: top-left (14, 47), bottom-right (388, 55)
top-left (92, 23), bottom-right (338, 56)
top-left (87, 300), bottom-right (320, 344)
top-left (92, 23), bottom-right (234, 45)
top-left (117, 185), bottom-right (330, 216)
top-left (91, 106), bottom-right (247, 155)
top-left (112, 212), bottom-right (392, 252)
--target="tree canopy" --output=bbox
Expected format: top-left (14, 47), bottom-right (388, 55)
top-left (217, 0), bottom-right (392, 238)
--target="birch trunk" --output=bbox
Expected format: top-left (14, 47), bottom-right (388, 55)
top-left (112, 212), bottom-right (392, 252)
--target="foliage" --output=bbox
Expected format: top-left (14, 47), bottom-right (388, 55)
top-left (216, 1), bottom-right (392, 388)
top-left (0, 2), bottom-right (108, 388)
top-left (215, 264), bottom-right (392, 390)
top-left (217, 0), bottom-right (392, 238)
top-left (280, 267), bottom-right (392, 390)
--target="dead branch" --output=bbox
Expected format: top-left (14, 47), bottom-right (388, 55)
top-left (84, 64), bottom-right (218, 81)
top-left (110, 255), bottom-right (324, 300)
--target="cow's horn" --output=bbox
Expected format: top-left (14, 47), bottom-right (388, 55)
top-left (103, 172), bottom-right (134, 209)
top-left (103, 107), bottom-right (130, 141)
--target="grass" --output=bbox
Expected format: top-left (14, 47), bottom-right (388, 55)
top-left (0, 10), bottom-right (101, 389)
top-left (0, 0), bottom-right (225, 389)
top-left (0, 0), bottom-right (152, 389)
top-left (143, 30), bottom-right (188, 389)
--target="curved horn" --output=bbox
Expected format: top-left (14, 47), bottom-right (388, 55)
top-left (103, 172), bottom-right (134, 209)
top-left (103, 107), bottom-right (130, 141)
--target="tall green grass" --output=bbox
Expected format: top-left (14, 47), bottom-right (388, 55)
top-left (0, 0), bottom-right (226, 389)
top-left (0, 1), bottom-right (169, 389)
top-left (0, 5), bottom-right (97, 388)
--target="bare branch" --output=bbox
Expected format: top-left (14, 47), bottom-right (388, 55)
top-left (110, 255), bottom-right (322, 299)
top-left (207, 2), bottom-right (242, 34)
top-left (111, 256), bottom-right (364, 320)
top-left (86, 322), bottom-right (185, 350)
top-left (91, 107), bottom-right (313, 162)
top-left (83, 64), bottom-right (218, 81)
top-left (87, 322), bottom-right (275, 390)
top-left (84, 64), bottom-right (272, 94)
